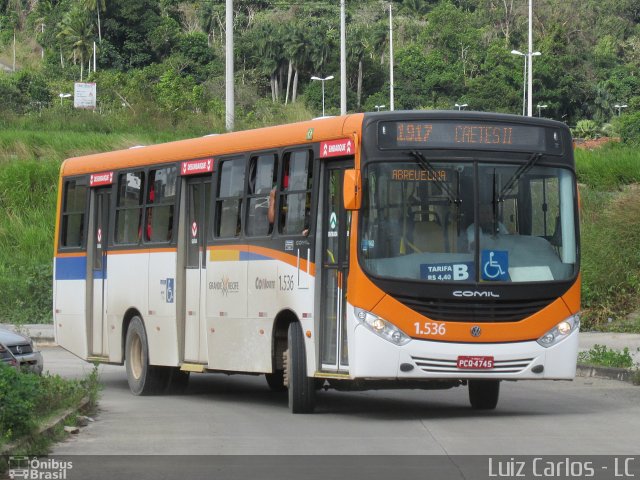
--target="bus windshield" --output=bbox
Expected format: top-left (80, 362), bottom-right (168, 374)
top-left (359, 159), bottom-right (577, 284)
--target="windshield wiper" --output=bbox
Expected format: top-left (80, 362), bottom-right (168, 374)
top-left (498, 152), bottom-right (542, 201)
top-left (406, 150), bottom-right (461, 205)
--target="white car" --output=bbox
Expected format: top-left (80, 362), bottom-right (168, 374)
top-left (0, 328), bottom-right (43, 374)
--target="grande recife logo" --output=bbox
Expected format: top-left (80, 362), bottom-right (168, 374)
top-left (320, 139), bottom-right (353, 158)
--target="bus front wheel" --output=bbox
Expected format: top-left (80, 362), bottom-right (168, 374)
top-left (125, 316), bottom-right (168, 395)
top-left (284, 322), bottom-right (315, 413)
top-left (468, 380), bottom-right (500, 410)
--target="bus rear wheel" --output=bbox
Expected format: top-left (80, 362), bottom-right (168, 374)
top-left (284, 322), bottom-right (315, 413)
top-left (468, 380), bottom-right (500, 410)
top-left (125, 316), bottom-right (169, 395)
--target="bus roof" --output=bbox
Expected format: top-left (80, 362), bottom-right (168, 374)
top-left (61, 113), bottom-right (365, 177)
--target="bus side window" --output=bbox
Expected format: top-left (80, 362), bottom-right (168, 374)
top-left (215, 157), bottom-right (246, 238)
top-left (279, 150), bottom-right (312, 235)
top-left (60, 180), bottom-right (87, 248)
top-left (144, 166), bottom-right (177, 243)
top-left (246, 153), bottom-right (277, 237)
top-left (115, 171), bottom-right (145, 245)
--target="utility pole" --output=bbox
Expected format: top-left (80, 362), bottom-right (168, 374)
top-left (225, 0), bottom-right (234, 131)
top-left (340, 0), bottom-right (346, 115)
top-left (389, 3), bottom-right (394, 111)
top-left (13, 30), bottom-right (16, 72)
top-left (527, 0), bottom-right (533, 116)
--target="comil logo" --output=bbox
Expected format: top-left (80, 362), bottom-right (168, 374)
top-left (452, 290), bottom-right (500, 298)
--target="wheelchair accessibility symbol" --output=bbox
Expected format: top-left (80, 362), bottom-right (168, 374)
top-left (481, 250), bottom-right (509, 281)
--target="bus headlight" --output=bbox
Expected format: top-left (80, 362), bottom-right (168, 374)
top-left (354, 307), bottom-right (411, 346)
top-left (537, 314), bottom-right (580, 348)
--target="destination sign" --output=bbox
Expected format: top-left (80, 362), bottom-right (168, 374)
top-left (378, 121), bottom-right (562, 153)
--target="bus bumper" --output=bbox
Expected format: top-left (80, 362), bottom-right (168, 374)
top-left (348, 322), bottom-right (579, 381)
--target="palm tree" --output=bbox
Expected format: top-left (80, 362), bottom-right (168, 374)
top-left (83, 0), bottom-right (106, 42)
top-left (57, 7), bottom-right (95, 80)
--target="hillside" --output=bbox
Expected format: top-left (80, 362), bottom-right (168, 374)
top-left (1, 0), bottom-right (640, 132)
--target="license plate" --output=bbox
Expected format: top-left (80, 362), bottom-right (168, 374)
top-left (457, 356), bottom-right (494, 370)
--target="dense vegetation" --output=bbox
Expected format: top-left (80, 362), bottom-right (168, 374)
top-left (1, 0), bottom-right (640, 131)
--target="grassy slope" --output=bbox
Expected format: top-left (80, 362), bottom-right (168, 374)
top-left (0, 125), bottom-right (638, 330)
top-left (0, 129), bottom-right (176, 323)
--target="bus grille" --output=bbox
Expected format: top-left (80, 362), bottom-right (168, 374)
top-left (411, 355), bottom-right (534, 374)
top-left (391, 295), bottom-right (554, 323)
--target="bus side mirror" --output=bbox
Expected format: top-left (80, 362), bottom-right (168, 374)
top-left (343, 169), bottom-right (361, 210)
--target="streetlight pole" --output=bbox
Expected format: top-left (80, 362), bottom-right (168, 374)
top-left (375, 104), bottom-right (386, 112)
top-left (528, 0), bottom-right (534, 116)
top-left (340, 0), bottom-right (346, 115)
top-left (614, 104), bottom-right (628, 116)
top-left (455, 103), bottom-right (468, 111)
top-left (311, 75), bottom-right (334, 117)
top-left (511, 50), bottom-right (540, 116)
top-left (389, 3), bottom-right (394, 111)
top-left (536, 104), bottom-right (547, 117)
top-left (225, 0), bottom-right (234, 132)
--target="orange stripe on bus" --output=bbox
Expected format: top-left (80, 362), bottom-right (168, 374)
top-left (207, 244), bottom-right (316, 277)
top-left (55, 252), bottom-right (87, 258)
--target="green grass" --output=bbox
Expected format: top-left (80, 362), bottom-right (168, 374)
top-left (575, 143), bottom-right (640, 190)
top-left (579, 185), bottom-right (640, 329)
top-left (578, 344), bottom-right (637, 369)
top-left (0, 363), bottom-right (101, 456)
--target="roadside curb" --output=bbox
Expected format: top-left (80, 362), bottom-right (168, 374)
top-left (0, 396), bottom-right (90, 455)
top-left (576, 363), bottom-right (639, 385)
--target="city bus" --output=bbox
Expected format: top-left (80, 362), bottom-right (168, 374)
top-left (53, 111), bottom-right (580, 413)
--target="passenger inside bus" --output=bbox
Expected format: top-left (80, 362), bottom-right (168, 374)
top-left (465, 203), bottom-right (509, 251)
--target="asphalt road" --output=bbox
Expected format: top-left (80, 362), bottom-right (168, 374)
top-left (40, 346), bottom-right (640, 457)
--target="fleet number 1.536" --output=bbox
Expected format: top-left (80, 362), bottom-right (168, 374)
top-left (414, 322), bottom-right (446, 336)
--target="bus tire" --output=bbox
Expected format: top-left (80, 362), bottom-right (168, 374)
top-left (125, 316), bottom-right (168, 395)
top-left (165, 368), bottom-right (190, 394)
top-left (285, 322), bottom-right (315, 413)
top-left (468, 380), bottom-right (500, 410)
top-left (265, 370), bottom-right (286, 392)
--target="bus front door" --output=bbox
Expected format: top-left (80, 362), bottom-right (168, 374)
top-left (320, 162), bottom-right (352, 372)
top-left (184, 177), bottom-right (211, 363)
top-left (91, 188), bottom-right (110, 357)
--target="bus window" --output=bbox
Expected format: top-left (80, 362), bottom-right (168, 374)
top-left (144, 166), bottom-right (178, 243)
top-left (279, 150), bottom-right (312, 235)
top-left (246, 154), bottom-right (277, 237)
top-left (215, 158), bottom-right (245, 238)
top-left (60, 180), bottom-right (87, 248)
top-left (115, 171), bottom-right (145, 245)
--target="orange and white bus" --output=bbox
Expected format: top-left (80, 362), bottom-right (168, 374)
top-left (53, 111), bottom-right (580, 413)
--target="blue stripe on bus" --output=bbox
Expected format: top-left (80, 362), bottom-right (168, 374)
top-left (55, 256), bottom-right (107, 280)
top-left (55, 256), bottom-right (87, 280)
top-left (239, 251), bottom-right (271, 261)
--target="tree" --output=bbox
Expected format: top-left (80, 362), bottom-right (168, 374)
top-left (83, 0), bottom-right (107, 43)
top-left (57, 6), bottom-right (95, 80)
